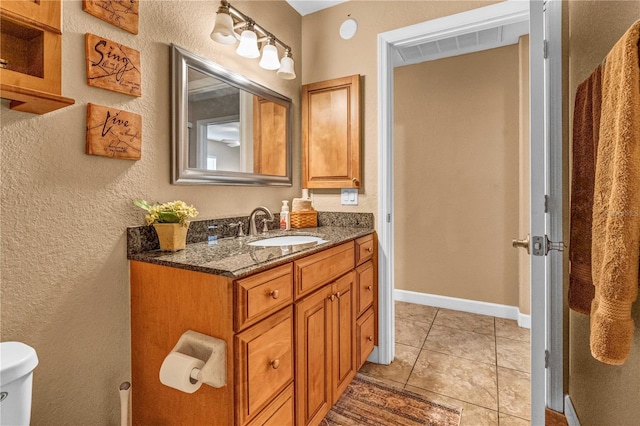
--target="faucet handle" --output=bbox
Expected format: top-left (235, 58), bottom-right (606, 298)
top-left (261, 218), bottom-right (273, 234)
top-left (229, 222), bottom-right (245, 237)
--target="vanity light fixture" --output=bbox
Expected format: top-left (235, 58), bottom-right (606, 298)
top-left (210, 0), bottom-right (295, 79)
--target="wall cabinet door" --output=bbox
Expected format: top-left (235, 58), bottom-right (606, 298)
top-left (302, 75), bottom-right (361, 189)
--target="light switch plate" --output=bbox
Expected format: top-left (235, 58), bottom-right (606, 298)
top-left (341, 188), bottom-right (358, 206)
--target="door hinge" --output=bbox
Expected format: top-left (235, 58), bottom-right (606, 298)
top-left (544, 40), bottom-right (549, 59)
top-left (545, 350), bottom-right (550, 368)
top-left (532, 235), bottom-right (565, 256)
top-left (387, 213), bottom-right (391, 223)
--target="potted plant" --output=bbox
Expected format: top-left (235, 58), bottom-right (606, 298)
top-left (134, 199), bottom-right (198, 251)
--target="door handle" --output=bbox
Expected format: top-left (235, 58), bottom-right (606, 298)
top-left (512, 234), bottom-right (530, 254)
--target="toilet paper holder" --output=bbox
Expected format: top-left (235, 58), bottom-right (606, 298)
top-left (159, 330), bottom-right (226, 393)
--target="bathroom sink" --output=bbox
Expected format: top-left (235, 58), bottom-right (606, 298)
top-left (248, 235), bottom-right (326, 247)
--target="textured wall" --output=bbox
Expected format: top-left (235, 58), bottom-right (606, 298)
top-left (393, 45), bottom-right (521, 307)
top-left (0, 1), bottom-right (301, 424)
top-left (301, 0), bottom-right (499, 215)
top-left (568, 1), bottom-right (640, 424)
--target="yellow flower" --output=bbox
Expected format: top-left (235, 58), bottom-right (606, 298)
top-left (134, 199), bottom-right (198, 227)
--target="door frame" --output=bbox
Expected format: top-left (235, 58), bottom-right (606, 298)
top-left (376, 0), bottom-right (562, 422)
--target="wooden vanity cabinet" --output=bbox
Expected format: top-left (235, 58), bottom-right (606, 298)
top-left (302, 75), bottom-right (361, 189)
top-left (130, 234), bottom-right (376, 426)
top-left (0, 0), bottom-right (74, 113)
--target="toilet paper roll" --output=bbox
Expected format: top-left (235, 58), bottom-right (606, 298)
top-left (159, 352), bottom-right (204, 394)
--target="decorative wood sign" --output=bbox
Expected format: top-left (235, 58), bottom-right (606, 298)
top-left (85, 33), bottom-right (141, 97)
top-left (82, 0), bottom-right (139, 35)
top-left (86, 103), bottom-right (142, 160)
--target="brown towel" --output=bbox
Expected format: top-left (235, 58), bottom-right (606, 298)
top-left (569, 65), bottom-right (602, 314)
top-left (590, 21), bottom-right (640, 365)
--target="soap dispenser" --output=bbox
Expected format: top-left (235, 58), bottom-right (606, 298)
top-left (280, 200), bottom-right (291, 230)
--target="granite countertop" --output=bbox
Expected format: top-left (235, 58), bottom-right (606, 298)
top-left (128, 225), bottom-right (374, 279)
top-left (127, 211), bottom-right (374, 278)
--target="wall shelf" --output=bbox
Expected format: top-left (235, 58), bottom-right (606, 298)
top-left (0, 1), bottom-right (74, 114)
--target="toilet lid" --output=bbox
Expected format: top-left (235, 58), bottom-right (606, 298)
top-left (0, 342), bottom-right (39, 386)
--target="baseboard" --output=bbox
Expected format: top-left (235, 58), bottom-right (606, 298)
top-left (394, 289), bottom-right (531, 329)
top-left (564, 395), bottom-right (581, 426)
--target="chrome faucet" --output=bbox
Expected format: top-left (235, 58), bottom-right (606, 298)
top-left (248, 206), bottom-right (274, 236)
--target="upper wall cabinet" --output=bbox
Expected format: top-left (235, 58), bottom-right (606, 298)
top-left (0, 0), bottom-right (74, 114)
top-left (302, 75), bottom-right (361, 189)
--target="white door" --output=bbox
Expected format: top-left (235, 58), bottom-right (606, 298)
top-left (528, 0), bottom-right (563, 423)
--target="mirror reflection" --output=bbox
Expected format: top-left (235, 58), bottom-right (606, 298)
top-left (172, 45), bottom-right (292, 185)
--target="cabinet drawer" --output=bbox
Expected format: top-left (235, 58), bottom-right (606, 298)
top-left (356, 307), bottom-right (375, 370)
top-left (236, 308), bottom-right (294, 425)
top-left (356, 260), bottom-right (374, 317)
top-left (294, 242), bottom-right (354, 299)
top-left (355, 234), bottom-right (374, 266)
top-left (246, 383), bottom-right (294, 426)
top-left (236, 263), bottom-right (293, 331)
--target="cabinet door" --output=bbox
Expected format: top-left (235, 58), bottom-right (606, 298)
top-left (236, 308), bottom-right (294, 425)
top-left (330, 271), bottom-right (357, 403)
top-left (302, 75), bottom-right (361, 189)
top-left (295, 287), bottom-right (332, 426)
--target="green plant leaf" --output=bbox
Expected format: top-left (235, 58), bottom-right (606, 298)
top-left (157, 211), bottom-right (180, 223)
top-left (133, 199), bottom-right (152, 211)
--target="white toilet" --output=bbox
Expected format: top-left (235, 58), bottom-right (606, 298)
top-left (0, 342), bottom-right (38, 426)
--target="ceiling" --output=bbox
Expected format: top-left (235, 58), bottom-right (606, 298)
top-left (286, 0), bottom-right (348, 16)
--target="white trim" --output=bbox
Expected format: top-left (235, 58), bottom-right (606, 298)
top-left (518, 312), bottom-right (531, 329)
top-left (564, 395), bottom-right (581, 426)
top-left (545, 0), bottom-right (565, 413)
top-left (377, 30), bottom-right (396, 366)
top-left (395, 289), bottom-right (531, 329)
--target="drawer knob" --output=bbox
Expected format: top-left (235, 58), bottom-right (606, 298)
top-left (328, 294), bottom-right (335, 301)
top-left (367, 336), bottom-right (373, 342)
top-left (366, 247), bottom-right (373, 253)
top-left (270, 359), bottom-right (280, 369)
top-left (366, 285), bottom-right (372, 291)
top-left (335, 291), bottom-right (341, 299)
top-left (269, 290), bottom-right (280, 299)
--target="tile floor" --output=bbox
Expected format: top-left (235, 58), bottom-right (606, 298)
top-left (360, 301), bottom-right (531, 425)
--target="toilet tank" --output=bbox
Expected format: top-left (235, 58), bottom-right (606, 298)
top-left (0, 342), bottom-right (39, 426)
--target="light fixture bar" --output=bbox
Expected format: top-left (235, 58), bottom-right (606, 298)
top-left (223, 1), bottom-right (292, 53)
